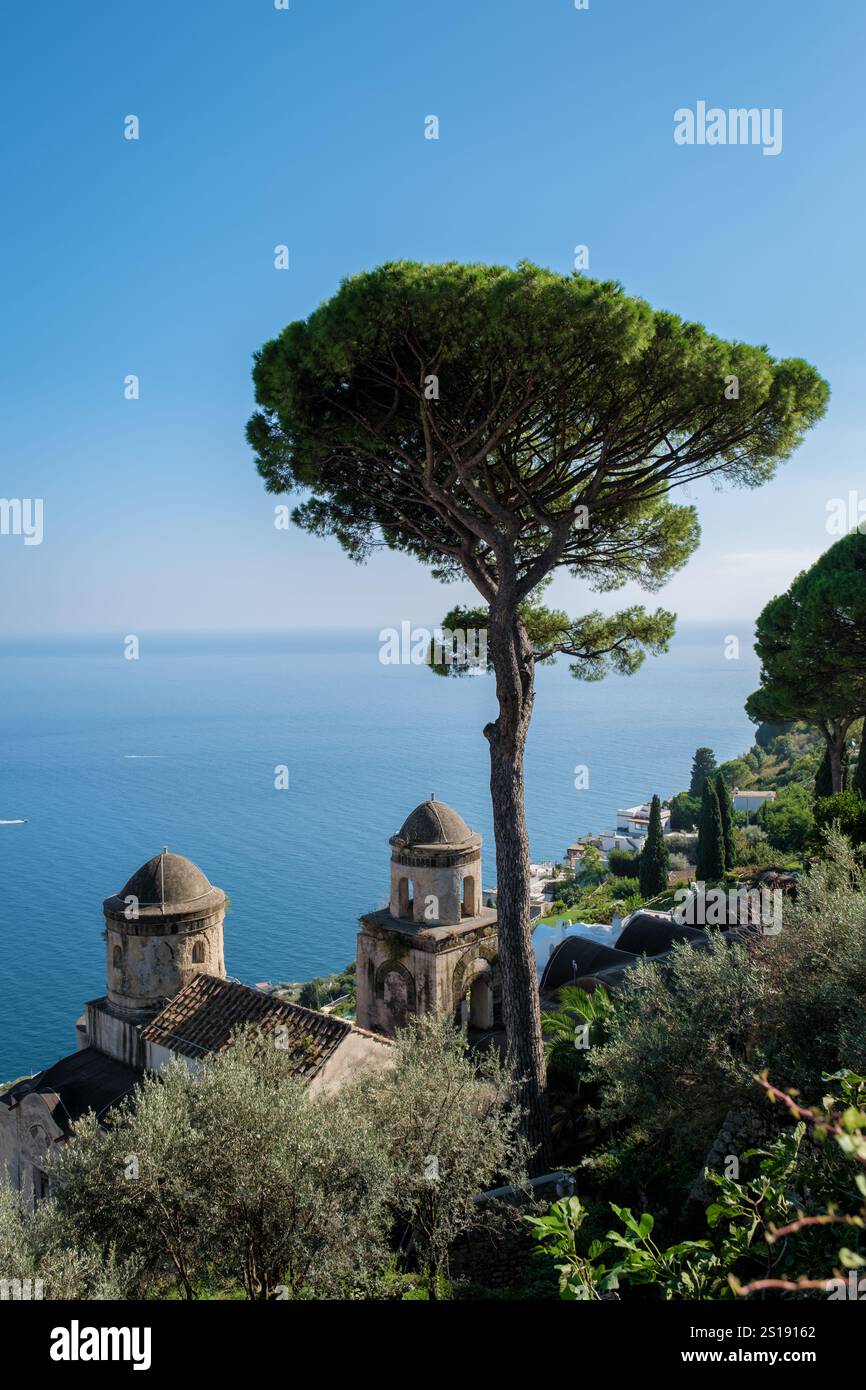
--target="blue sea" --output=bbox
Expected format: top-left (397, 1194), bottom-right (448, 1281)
top-left (0, 624), bottom-right (759, 1082)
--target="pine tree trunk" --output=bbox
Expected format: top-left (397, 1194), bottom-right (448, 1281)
top-left (485, 605), bottom-right (551, 1174)
top-left (829, 732), bottom-right (846, 795)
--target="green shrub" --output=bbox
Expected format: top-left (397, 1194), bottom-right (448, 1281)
top-left (758, 781), bottom-right (814, 853)
top-left (669, 792), bottom-right (700, 832)
top-left (666, 832), bottom-right (697, 864)
top-left (607, 848), bottom-right (639, 878)
top-left (585, 834), bottom-right (866, 1202)
top-left (813, 791), bottom-right (866, 849)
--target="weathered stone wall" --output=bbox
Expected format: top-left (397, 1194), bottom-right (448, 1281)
top-left (105, 904), bottom-right (225, 1018)
top-left (356, 916), bottom-right (499, 1036)
top-left (0, 1091), bottom-right (63, 1213)
top-left (84, 998), bottom-right (147, 1068)
top-left (311, 1028), bottom-right (394, 1097)
top-left (389, 847), bottom-right (481, 926)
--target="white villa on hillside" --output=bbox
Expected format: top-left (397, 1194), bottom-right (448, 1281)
top-left (732, 787), bottom-right (777, 814)
top-left (613, 802), bottom-right (672, 838)
top-left (567, 800), bottom-right (674, 867)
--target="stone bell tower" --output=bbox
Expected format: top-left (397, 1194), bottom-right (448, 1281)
top-left (356, 798), bottom-right (500, 1037)
top-left (82, 850), bottom-right (226, 1067)
top-left (103, 849), bottom-right (227, 1019)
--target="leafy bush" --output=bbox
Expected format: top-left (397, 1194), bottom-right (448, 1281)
top-left (542, 986), bottom-right (614, 1096)
top-left (0, 1186), bottom-right (133, 1300)
top-left (609, 876), bottom-right (640, 897)
top-left (758, 781), bottom-right (814, 853)
top-left (813, 791), bottom-right (866, 849)
top-left (586, 935), bottom-right (765, 1172)
top-left (669, 792), bottom-right (700, 831)
top-left (355, 1017), bottom-right (527, 1296)
top-left (529, 1091), bottom-right (865, 1302)
top-left (732, 826), bottom-right (779, 868)
top-left (583, 835), bottom-right (866, 1199)
top-left (717, 757), bottom-right (752, 787)
top-left (607, 848), bottom-right (639, 878)
top-left (666, 832), bottom-right (697, 864)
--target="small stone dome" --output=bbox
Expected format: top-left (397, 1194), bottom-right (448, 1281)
top-left (104, 850), bottom-right (224, 919)
top-left (392, 798), bottom-right (480, 852)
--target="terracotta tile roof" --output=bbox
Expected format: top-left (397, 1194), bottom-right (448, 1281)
top-left (140, 975), bottom-right (351, 1080)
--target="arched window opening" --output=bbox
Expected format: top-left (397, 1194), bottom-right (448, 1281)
top-left (398, 877), bottom-right (414, 918)
top-left (461, 875), bottom-right (475, 918)
top-left (192, 941), bottom-right (205, 964)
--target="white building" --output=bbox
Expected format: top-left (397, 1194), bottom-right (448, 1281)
top-left (567, 801), bottom-right (672, 865)
top-left (732, 787), bottom-right (776, 814)
top-left (615, 802), bottom-right (672, 837)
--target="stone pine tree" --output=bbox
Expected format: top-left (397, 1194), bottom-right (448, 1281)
top-left (715, 772), bottom-right (735, 870)
top-left (689, 747), bottom-right (718, 797)
top-left (747, 531), bottom-right (866, 794)
top-left (814, 743), bottom-right (850, 801)
top-left (696, 778), bottom-right (726, 882)
top-left (639, 794), bottom-right (669, 898)
top-left (247, 261), bottom-right (828, 1166)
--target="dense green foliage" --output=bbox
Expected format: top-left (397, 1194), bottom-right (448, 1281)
top-left (746, 531), bottom-right (866, 792)
top-left (607, 848), bottom-right (640, 878)
top-left (669, 790), bottom-right (700, 831)
top-left (541, 986), bottom-right (615, 1099)
top-left (531, 1077), bottom-right (866, 1300)
top-left (292, 962), bottom-right (356, 1012)
top-left (584, 836), bottom-right (866, 1190)
top-left (14, 1021), bottom-right (524, 1301)
top-left (813, 791), bottom-right (866, 849)
top-left (758, 781), bottom-right (814, 852)
top-left (248, 261), bottom-right (828, 582)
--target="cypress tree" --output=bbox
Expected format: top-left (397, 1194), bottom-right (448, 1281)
top-left (715, 772), bottom-right (735, 870)
top-left (689, 747), bottom-right (717, 797)
top-left (639, 794), bottom-right (670, 898)
top-left (696, 778), bottom-right (725, 882)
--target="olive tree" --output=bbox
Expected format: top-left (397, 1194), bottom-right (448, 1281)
top-left (354, 1016), bottom-right (526, 1297)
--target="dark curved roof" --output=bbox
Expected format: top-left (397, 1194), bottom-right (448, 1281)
top-left (391, 798), bottom-right (480, 851)
top-left (616, 913), bottom-right (708, 956)
top-left (573, 961), bottom-right (639, 993)
top-left (0, 1048), bottom-right (140, 1135)
top-left (104, 850), bottom-right (224, 919)
top-left (540, 938), bottom-right (637, 994)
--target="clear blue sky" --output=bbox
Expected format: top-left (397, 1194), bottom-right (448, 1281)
top-left (1, 0), bottom-right (863, 635)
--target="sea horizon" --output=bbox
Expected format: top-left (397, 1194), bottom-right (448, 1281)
top-left (0, 619), bottom-right (760, 1081)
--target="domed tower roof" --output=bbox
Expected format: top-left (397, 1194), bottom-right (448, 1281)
top-left (104, 850), bottom-right (225, 921)
top-left (391, 798), bottom-right (481, 853)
